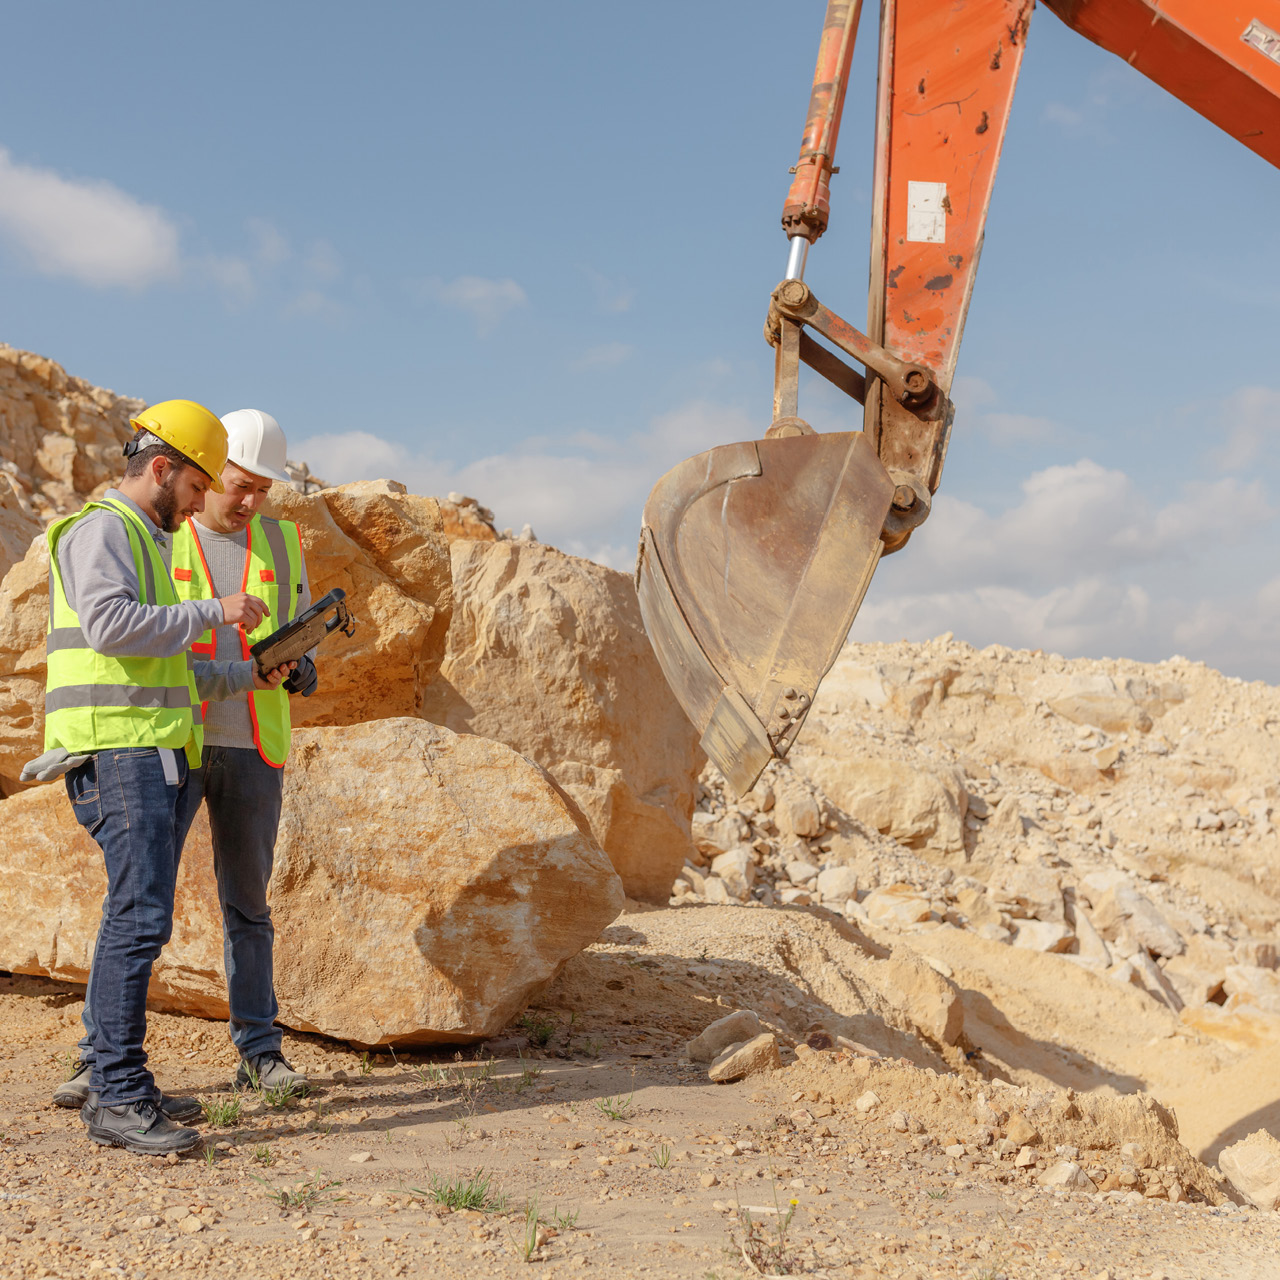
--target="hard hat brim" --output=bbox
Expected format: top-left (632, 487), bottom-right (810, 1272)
top-left (232, 461), bottom-right (294, 486)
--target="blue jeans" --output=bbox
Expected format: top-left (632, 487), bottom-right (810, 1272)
top-left (67, 748), bottom-right (192, 1106)
top-left (77, 746), bottom-right (286, 1079)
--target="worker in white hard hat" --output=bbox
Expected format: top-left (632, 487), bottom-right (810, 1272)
top-left (167, 409), bottom-right (316, 1092)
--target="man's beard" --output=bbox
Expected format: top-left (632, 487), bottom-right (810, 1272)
top-left (153, 470), bottom-right (183, 534)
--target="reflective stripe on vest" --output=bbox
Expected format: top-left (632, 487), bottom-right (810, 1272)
top-left (170, 514), bottom-right (304, 768)
top-left (44, 499), bottom-right (204, 766)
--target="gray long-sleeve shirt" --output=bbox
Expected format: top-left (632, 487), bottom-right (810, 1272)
top-left (54, 489), bottom-right (256, 703)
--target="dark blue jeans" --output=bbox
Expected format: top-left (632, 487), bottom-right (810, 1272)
top-left (76, 746), bottom-right (286, 1080)
top-left (67, 748), bottom-right (192, 1106)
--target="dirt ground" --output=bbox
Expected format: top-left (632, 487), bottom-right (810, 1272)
top-left (4, 913), bottom-right (1280, 1280)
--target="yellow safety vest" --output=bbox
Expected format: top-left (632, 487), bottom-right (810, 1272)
top-left (45, 499), bottom-right (204, 767)
top-left (170, 514), bottom-right (304, 768)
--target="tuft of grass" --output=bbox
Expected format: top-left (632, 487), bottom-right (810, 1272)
top-left (253, 1145), bottom-right (276, 1167)
top-left (55, 1050), bottom-right (82, 1082)
top-left (552, 1205), bottom-right (579, 1231)
top-left (415, 1062), bottom-right (449, 1088)
top-left (201, 1145), bottom-right (216, 1168)
top-left (253, 1172), bottom-right (343, 1212)
top-left (359, 1051), bottom-right (374, 1077)
top-left (412, 1168), bottom-right (508, 1214)
top-left (594, 1093), bottom-right (634, 1121)
top-left (262, 1077), bottom-right (306, 1110)
top-left (518, 1194), bottom-right (540, 1262)
top-left (517, 1055), bottom-right (542, 1089)
top-left (927, 1187), bottom-right (949, 1201)
top-left (728, 1170), bottom-right (810, 1277)
top-left (653, 1143), bottom-right (672, 1169)
top-left (201, 1095), bottom-right (242, 1127)
top-left (519, 1012), bottom-right (556, 1047)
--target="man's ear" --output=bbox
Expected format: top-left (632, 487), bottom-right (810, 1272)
top-left (149, 454), bottom-right (172, 486)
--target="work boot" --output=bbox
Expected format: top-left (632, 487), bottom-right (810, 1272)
top-left (235, 1050), bottom-right (308, 1093)
top-left (86, 1097), bottom-right (202, 1157)
top-left (80, 1089), bottom-right (203, 1125)
top-left (52, 1058), bottom-right (93, 1109)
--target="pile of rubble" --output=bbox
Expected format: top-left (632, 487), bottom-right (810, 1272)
top-left (674, 635), bottom-right (1280, 1027)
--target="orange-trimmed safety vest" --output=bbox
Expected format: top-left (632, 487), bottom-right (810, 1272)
top-left (171, 514), bottom-right (305, 767)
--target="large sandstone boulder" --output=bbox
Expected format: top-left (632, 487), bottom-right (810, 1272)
top-left (420, 539), bottom-right (704, 902)
top-left (0, 719), bottom-right (623, 1044)
top-left (0, 478), bottom-right (40, 580)
top-left (0, 536), bottom-right (51, 790)
top-left (265, 479), bottom-right (452, 728)
top-left (0, 344), bottom-right (140, 520)
top-left (0, 479), bottom-right (453, 786)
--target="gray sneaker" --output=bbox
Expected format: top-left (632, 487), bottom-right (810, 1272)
top-left (86, 1098), bottom-right (202, 1157)
top-left (80, 1090), bottom-right (203, 1125)
top-left (52, 1058), bottom-right (93, 1109)
top-left (235, 1050), bottom-right (308, 1093)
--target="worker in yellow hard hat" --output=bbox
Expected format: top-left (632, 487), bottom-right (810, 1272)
top-left (26, 398), bottom-right (295, 1157)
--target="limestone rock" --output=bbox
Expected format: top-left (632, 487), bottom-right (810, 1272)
top-left (1034, 672), bottom-right (1185, 733)
top-left (692, 811), bottom-right (749, 858)
top-left (0, 344), bottom-right (141, 521)
top-left (1005, 1113), bottom-right (1040, 1146)
top-left (0, 478), bottom-right (39, 582)
top-left (775, 791), bottom-right (822, 838)
top-left (437, 494), bottom-right (498, 543)
top-left (1219, 1130), bottom-right (1280, 1210)
top-left (0, 536), bottom-right (52, 789)
top-left (881, 952), bottom-right (964, 1046)
top-left (1223, 965), bottom-right (1280, 1016)
top-left (707, 1033), bottom-right (781, 1083)
top-left (687, 1010), bottom-right (763, 1063)
top-left (419, 539), bottom-right (703, 902)
top-left (863, 884), bottom-right (933, 929)
top-left (990, 865), bottom-right (1065, 923)
top-left (0, 719), bottom-right (624, 1042)
top-left (1037, 1161), bottom-right (1096, 1191)
top-left (815, 865), bottom-right (859, 902)
top-left (1087, 883), bottom-right (1185, 959)
top-left (796, 753), bottom-right (967, 853)
top-left (1012, 920), bottom-right (1075, 953)
top-left (265, 480), bottom-right (452, 728)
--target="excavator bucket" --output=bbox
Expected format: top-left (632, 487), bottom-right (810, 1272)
top-left (636, 429), bottom-right (894, 795)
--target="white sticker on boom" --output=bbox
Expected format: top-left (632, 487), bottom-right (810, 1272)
top-left (1242, 18), bottom-right (1280, 66)
top-left (907, 181), bottom-right (947, 243)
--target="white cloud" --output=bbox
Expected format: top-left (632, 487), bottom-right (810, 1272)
top-left (0, 146), bottom-right (179, 288)
top-left (303, 239), bottom-right (341, 283)
top-left (414, 274), bottom-right (528, 335)
top-left (1215, 385), bottom-right (1280, 470)
top-left (248, 217), bottom-right (290, 267)
top-left (293, 398), bottom-right (755, 555)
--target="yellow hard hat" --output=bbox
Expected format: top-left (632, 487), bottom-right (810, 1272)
top-left (128, 399), bottom-right (228, 493)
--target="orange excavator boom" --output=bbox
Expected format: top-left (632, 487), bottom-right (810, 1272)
top-left (1045, 1), bottom-right (1280, 168)
top-left (636, 0), bottom-right (1280, 796)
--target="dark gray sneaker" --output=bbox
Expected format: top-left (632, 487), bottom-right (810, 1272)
top-left (235, 1050), bottom-right (308, 1093)
top-left (52, 1058), bottom-right (93, 1109)
top-left (80, 1090), bottom-right (204, 1125)
top-left (86, 1098), bottom-right (202, 1156)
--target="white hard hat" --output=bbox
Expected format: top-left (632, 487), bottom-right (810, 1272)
top-left (219, 409), bottom-right (293, 484)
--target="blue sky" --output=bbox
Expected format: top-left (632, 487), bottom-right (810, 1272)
top-left (2, 2), bottom-right (1278, 679)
